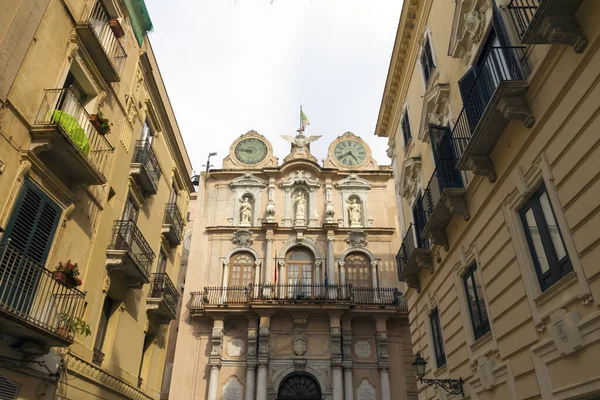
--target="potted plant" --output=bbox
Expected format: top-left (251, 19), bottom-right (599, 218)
top-left (90, 111), bottom-right (112, 135)
top-left (58, 314), bottom-right (91, 337)
top-left (53, 260), bottom-right (82, 288)
top-left (109, 18), bottom-right (125, 38)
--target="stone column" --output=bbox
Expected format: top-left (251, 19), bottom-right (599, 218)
top-left (315, 261), bottom-right (321, 286)
top-left (380, 368), bottom-right (391, 400)
top-left (342, 317), bottom-right (354, 400)
top-left (344, 368), bottom-right (353, 400)
top-left (265, 236), bottom-right (273, 283)
top-left (330, 313), bottom-right (344, 400)
top-left (256, 314), bottom-right (271, 400)
top-left (370, 261), bottom-right (379, 302)
top-left (207, 365), bottom-right (220, 400)
top-left (246, 317), bottom-right (258, 400)
top-left (375, 316), bottom-right (391, 400)
top-left (222, 261), bottom-right (230, 301)
top-left (327, 236), bottom-right (336, 297)
top-left (254, 261), bottom-right (262, 297)
top-left (339, 261), bottom-right (346, 298)
top-left (207, 317), bottom-right (224, 400)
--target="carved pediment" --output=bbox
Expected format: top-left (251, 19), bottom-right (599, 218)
top-left (419, 84), bottom-right (450, 142)
top-left (279, 170), bottom-right (321, 188)
top-left (230, 172), bottom-right (267, 188)
top-left (335, 174), bottom-right (372, 190)
top-left (399, 157), bottom-right (422, 200)
top-left (448, 0), bottom-right (491, 65)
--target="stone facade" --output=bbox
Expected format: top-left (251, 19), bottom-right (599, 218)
top-left (170, 131), bottom-right (418, 399)
top-left (0, 1), bottom-right (192, 399)
top-left (377, 0), bottom-right (600, 399)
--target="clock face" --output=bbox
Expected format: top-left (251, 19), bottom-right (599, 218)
top-left (334, 140), bottom-right (367, 166)
top-left (234, 138), bottom-right (268, 164)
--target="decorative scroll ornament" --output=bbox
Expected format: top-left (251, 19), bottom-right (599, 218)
top-left (346, 231), bottom-right (368, 247)
top-left (293, 330), bottom-right (307, 356)
top-left (232, 229), bottom-right (253, 247)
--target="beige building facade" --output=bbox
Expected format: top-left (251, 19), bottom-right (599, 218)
top-left (170, 130), bottom-right (418, 399)
top-left (377, 0), bottom-right (600, 399)
top-left (0, 1), bottom-right (192, 399)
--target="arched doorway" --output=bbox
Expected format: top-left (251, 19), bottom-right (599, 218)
top-left (278, 374), bottom-right (321, 400)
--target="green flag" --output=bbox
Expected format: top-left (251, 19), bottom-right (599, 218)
top-left (301, 109), bottom-right (310, 131)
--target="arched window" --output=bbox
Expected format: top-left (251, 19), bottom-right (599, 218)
top-left (286, 249), bottom-right (313, 286)
top-left (345, 253), bottom-right (371, 288)
top-left (278, 374), bottom-right (321, 400)
top-left (229, 252), bottom-right (254, 286)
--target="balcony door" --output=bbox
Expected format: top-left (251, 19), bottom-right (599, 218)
top-left (286, 248), bottom-right (314, 298)
top-left (229, 253), bottom-right (254, 287)
top-left (116, 195), bottom-right (139, 249)
top-left (142, 118), bottom-right (155, 146)
top-left (345, 253), bottom-right (371, 288)
top-left (0, 180), bottom-right (62, 313)
top-left (412, 191), bottom-right (428, 248)
top-left (430, 124), bottom-right (463, 192)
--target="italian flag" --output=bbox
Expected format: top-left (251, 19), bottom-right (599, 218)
top-left (301, 109), bottom-right (310, 131)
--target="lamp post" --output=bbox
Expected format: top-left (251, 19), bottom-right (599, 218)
top-left (412, 352), bottom-right (464, 396)
top-left (203, 152), bottom-right (217, 172)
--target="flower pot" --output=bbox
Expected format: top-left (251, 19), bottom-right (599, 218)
top-left (53, 271), bottom-right (76, 288)
top-left (110, 18), bottom-right (125, 38)
top-left (90, 114), bottom-right (110, 135)
top-left (57, 327), bottom-right (70, 337)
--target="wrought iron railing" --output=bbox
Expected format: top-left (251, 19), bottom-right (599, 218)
top-left (422, 158), bottom-right (464, 220)
top-left (132, 140), bottom-right (162, 193)
top-left (396, 224), bottom-right (430, 280)
top-left (0, 243), bottom-right (86, 341)
top-left (163, 203), bottom-right (184, 243)
top-left (189, 285), bottom-right (406, 309)
top-left (507, 0), bottom-right (541, 40)
top-left (451, 47), bottom-right (530, 159)
top-left (81, 0), bottom-right (127, 77)
top-left (149, 273), bottom-right (179, 317)
top-left (107, 220), bottom-right (155, 281)
top-left (92, 348), bottom-right (105, 366)
top-left (34, 88), bottom-right (114, 181)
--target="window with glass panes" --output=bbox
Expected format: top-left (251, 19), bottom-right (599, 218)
top-left (463, 264), bottom-right (490, 340)
top-left (430, 308), bottom-right (446, 368)
top-left (229, 253), bottom-right (254, 286)
top-left (520, 185), bottom-right (572, 291)
top-left (421, 37), bottom-right (435, 84)
top-left (345, 253), bottom-right (371, 288)
top-left (401, 112), bottom-right (412, 147)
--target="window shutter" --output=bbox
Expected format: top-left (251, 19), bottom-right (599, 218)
top-left (0, 373), bottom-right (19, 400)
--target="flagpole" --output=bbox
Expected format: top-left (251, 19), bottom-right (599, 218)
top-left (299, 105), bottom-right (302, 132)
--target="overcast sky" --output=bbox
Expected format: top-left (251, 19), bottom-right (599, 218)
top-left (144, 0), bottom-right (402, 173)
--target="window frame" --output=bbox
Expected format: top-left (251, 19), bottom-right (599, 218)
top-left (400, 110), bottom-right (412, 148)
top-left (463, 264), bottom-right (490, 340)
top-left (430, 308), bottom-right (446, 368)
top-left (229, 252), bottom-right (255, 287)
top-left (345, 253), bottom-right (372, 288)
top-left (420, 35), bottom-right (436, 85)
top-left (519, 184), bottom-right (572, 292)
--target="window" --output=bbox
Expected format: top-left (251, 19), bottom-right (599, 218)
top-left (286, 249), bottom-right (313, 286)
top-left (122, 195), bottom-right (139, 223)
top-left (463, 264), bottom-right (490, 340)
top-left (229, 253), bottom-right (254, 286)
top-left (520, 185), bottom-right (572, 291)
top-left (142, 118), bottom-right (154, 145)
top-left (156, 251), bottom-right (167, 274)
top-left (168, 181), bottom-right (178, 205)
top-left (94, 297), bottom-right (114, 353)
top-left (430, 308), bottom-right (446, 368)
top-left (345, 253), bottom-right (371, 288)
top-left (420, 37), bottom-right (435, 84)
top-left (401, 111), bottom-right (412, 147)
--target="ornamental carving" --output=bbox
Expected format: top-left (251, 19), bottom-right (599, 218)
top-left (279, 170), bottom-right (321, 188)
top-left (293, 330), bottom-right (307, 356)
top-left (400, 157), bottom-right (422, 201)
top-left (346, 231), bottom-right (368, 247)
top-left (232, 229), bottom-right (253, 247)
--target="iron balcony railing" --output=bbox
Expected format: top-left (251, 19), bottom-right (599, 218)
top-left (0, 243), bottom-right (86, 342)
top-left (190, 285), bottom-right (406, 309)
top-left (396, 224), bottom-right (430, 280)
top-left (451, 47), bottom-right (530, 160)
top-left (163, 203), bottom-right (184, 243)
top-left (81, 0), bottom-right (127, 77)
top-left (149, 273), bottom-right (180, 317)
top-left (422, 158), bottom-right (464, 221)
top-left (507, 0), bottom-right (541, 41)
top-left (132, 140), bottom-right (162, 193)
top-left (92, 348), bottom-right (105, 366)
top-left (107, 220), bottom-right (155, 281)
top-left (34, 88), bottom-right (114, 181)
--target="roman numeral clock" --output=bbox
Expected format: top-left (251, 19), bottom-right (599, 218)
top-left (325, 131), bottom-right (375, 170)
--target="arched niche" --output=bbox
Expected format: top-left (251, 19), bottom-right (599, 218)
top-left (230, 173), bottom-right (266, 226)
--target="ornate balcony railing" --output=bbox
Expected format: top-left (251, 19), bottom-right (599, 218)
top-left (92, 348), bottom-right (105, 366)
top-left (189, 285), bottom-right (406, 311)
top-left (131, 140), bottom-right (162, 195)
top-left (163, 203), bottom-right (184, 245)
top-left (422, 159), bottom-right (464, 220)
top-left (0, 243), bottom-right (86, 344)
top-left (33, 88), bottom-right (114, 184)
top-left (397, 224), bottom-right (429, 278)
top-left (149, 273), bottom-right (180, 318)
top-left (507, 0), bottom-right (541, 41)
top-left (80, 0), bottom-right (127, 80)
top-left (107, 220), bottom-right (154, 282)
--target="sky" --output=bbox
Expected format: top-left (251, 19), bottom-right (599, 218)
top-left (144, 0), bottom-right (402, 173)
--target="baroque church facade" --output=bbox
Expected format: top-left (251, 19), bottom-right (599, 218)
top-left (169, 129), bottom-right (417, 400)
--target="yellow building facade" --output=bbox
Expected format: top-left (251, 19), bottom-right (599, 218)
top-left (0, 1), bottom-right (193, 399)
top-left (170, 130), bottom-right (418, 400)
top-left (377, 0), bottom-right (600, 399)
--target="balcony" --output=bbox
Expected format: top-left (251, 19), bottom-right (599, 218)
top-left (76, 0), bottom-right (127, 82)
top-left (451, 47), bottom-right (534, 182)
top-left (0, 243), bottom-right (86, 349)
top-left (105, 220), bottom-right (154, 287)
top-left (162, 203), bottom-right (184, 246)
top-left (146, 273), bottom-right (179, 322)
top-left (508, 0), bottom-right (587, 53)
top-left (396, 224), bottom-right (432, 292)
top-left (31, 88), bottom-right (114, 187)
top-left (130, 140), bottom-right (161, 196)
top-left (188, 285), bottom-right (406, 315)
top-left (421, 159), bottom-right (469, 249)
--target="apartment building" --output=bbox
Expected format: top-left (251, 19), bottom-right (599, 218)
top-left (0, 1), bottom-right (193, 399)
top-left (377, 0), bottom-right (600, 399)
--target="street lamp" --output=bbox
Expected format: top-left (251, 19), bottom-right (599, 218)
top-left (412, 352), bottom-right (464, 395)
top-left (203, 152), bottom-right (217, 172)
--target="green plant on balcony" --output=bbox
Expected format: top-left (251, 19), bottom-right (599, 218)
top-left (90, 111), bottom-right (112, 135)
top-left (59, 314), bottom-right (92, 337)
top-left (53, 260), bottom-right (83, 288)
top-left (52, 110), bottom-right (90, 156)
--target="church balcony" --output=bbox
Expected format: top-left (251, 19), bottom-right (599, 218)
top-left (146, 273), bottom-right (179, 322)
top-left (105, 220), bottom-right (154, 287)
top-left (76, 0), bottom-right (127, 82)
top-left (421, 158), bottom-right (469, 250)
top-left (396, 224), bottom-right (432, 292)
top-left (450, 47), bottom-right (533, 182)
top-left (508, 0), bottom-right (587, 52)
top-left (162, 203), bottom-right (184, 246)
top-left (130, 140), bottom-right (161, 196)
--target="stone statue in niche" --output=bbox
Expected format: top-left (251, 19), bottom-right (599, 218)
top-left (347, 198), bottom-right (362, 227)
top-left (240, 196), bottom-right (252, 226)
top-left (294, 192), bottom-right (307, 224)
